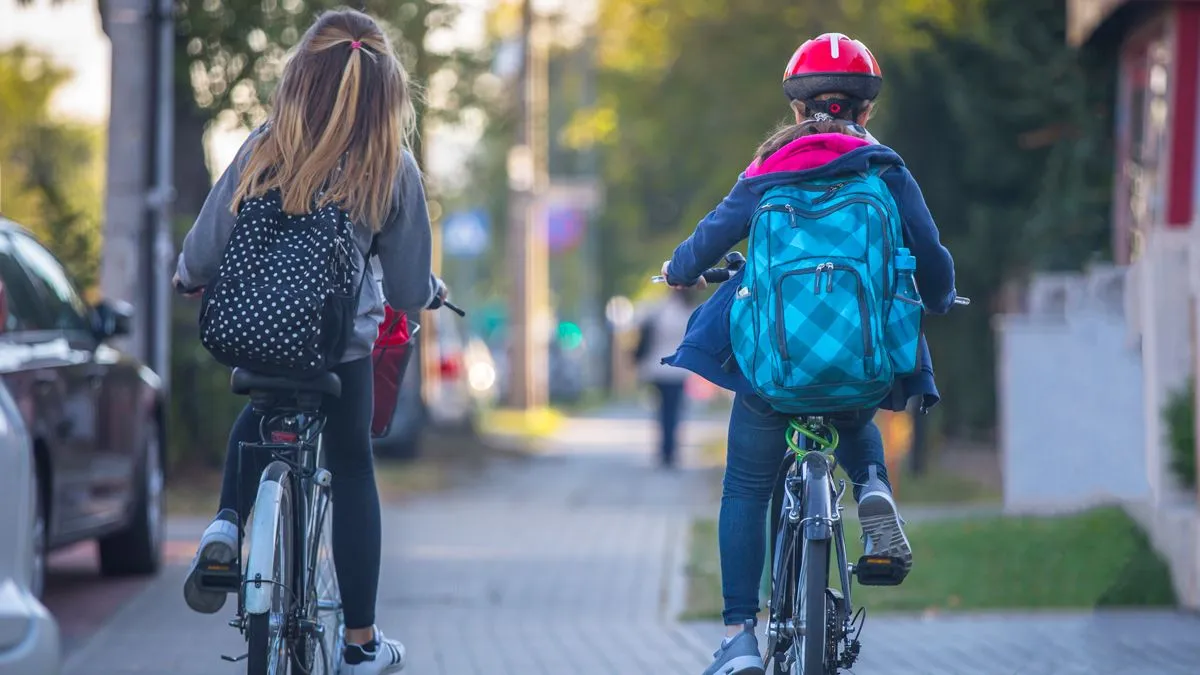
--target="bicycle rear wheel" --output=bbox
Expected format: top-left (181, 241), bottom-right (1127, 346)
top-left (292, 492), bottom-right (342, 675)
top-left (796, 537), bottom-right (830, 675)
top-left (246, 474), bottom-right (295, 675)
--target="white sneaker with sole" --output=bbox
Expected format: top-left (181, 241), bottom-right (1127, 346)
top-left (339, 627), bottom-right (406, 675)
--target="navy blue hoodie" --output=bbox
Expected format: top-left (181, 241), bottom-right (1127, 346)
top-left (662, 133), bottom-right (957, 411)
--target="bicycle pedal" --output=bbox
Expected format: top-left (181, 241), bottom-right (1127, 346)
top-left (198, 561), bottom-right (242, 593)
top-left (853, 555), bottom-right (907, 586)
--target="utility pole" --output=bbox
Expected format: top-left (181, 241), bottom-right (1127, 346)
top-left (101, 0), bottom-right (155, 364)
top-left (506, 0), bottom-right (550, 409)
top-left (149, 0), bottom-right (176, 392)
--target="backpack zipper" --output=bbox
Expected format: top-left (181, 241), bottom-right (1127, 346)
top-left (755, 189), bottom-right (896, 308)
top-left (812, 182), bottom-right (849, 204)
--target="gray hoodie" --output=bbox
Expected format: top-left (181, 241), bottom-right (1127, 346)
top-left (175, 129), bottom-right (437, 364)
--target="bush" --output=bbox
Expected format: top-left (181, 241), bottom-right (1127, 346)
top-left (1163, 379), bottom-right (1196, 490)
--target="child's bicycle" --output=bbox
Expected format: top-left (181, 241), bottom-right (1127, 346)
top-left (655, 254), bottom-right (968, 674)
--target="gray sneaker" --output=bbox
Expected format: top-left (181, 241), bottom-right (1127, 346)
top-left (183, 508), bottom-right (239, 614)
top-left (702, 620), bottom-right (765, 675)
top-left (856, 466), bottom-right (912, 573)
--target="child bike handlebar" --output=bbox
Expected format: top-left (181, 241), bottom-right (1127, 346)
top-left (652, 252), bottom-right (972, 307)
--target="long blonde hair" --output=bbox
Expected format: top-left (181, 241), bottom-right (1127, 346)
top-left (231, 9), bottom-right (417, 231)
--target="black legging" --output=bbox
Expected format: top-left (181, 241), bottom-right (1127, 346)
top-left (219, 356), bottom-right (381, 629)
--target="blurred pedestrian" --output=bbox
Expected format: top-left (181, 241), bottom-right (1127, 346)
top-left (634, 288), bottom-right (698, 468)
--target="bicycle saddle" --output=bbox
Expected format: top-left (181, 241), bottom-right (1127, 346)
top-left (230, 368), bottom-right (342, 398)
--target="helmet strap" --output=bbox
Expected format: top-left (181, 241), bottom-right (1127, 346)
top-left (803, 97), bottom-right (861, 121)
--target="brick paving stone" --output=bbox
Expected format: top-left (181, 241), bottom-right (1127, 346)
top-left (688, 611), bottom-right (1200, 674)
top-left (63, 408), bottom-right (1200, 675)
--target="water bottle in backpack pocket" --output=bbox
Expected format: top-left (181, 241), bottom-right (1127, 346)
top-left (883, 248), bottom-right (923, 375)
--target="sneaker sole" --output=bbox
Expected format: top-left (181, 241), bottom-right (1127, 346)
top-left (183, 539), bottom-right (235, 614)
top-left (713, 655), bottom-right (764, 675)
top-left (858, 492), bottom-right (913, 569)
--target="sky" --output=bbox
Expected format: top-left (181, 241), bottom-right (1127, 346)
top-left (0, 0), bottom-right (111, 122)
top-left (0, 0), bottom-right (497, 185)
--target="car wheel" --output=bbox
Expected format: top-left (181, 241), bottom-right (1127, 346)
top-left (98, 420), bottom-right (164, 577)
top-left (30, 461), bottom-right (46, 599)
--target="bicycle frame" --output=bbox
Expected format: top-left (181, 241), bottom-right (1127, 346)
top-left (766, 417), bottom-right (862, 673)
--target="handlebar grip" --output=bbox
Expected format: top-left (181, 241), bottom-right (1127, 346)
top-left (443, 300), bottom-right (466, 317)
top-left (701, 268), bottom-right (733, 284)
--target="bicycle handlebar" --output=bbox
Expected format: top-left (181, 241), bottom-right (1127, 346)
top-left (652, 252), bottom-right (971, 307)
top-left (173, 281), bottom-right (467, 316)
top-left (651, 251), bottom-right (747, 285)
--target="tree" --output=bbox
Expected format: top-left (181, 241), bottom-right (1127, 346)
top-left (0, 46), bottom-right (104, 289)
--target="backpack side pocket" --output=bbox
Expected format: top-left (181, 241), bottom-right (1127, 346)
top-left (884, 248), bottom-right (923, 376)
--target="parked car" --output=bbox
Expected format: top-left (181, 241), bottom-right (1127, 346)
top-left (0, 218), bottom-right (166, 589)
top-left (0, 376), bottom-right (60, 674)
top-left (372, 311), bottom-right (497, 459)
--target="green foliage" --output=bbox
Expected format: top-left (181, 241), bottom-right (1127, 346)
top-left (0, 46), bottom-right (103, 290)
top-left (1164, 379), bottom-right (1196, 490)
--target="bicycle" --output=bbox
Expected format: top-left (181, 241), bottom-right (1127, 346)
top-left (656, 253), bottom-right (968, 674)
top-left (180, 279), bottom-right (465, 675)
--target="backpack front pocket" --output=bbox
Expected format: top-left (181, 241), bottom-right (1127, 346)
top-left (772, 261), bottom-right (874, 389)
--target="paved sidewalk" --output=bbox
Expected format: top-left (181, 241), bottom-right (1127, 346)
top-left (59, 406), bottom-right (1200, 674)
top-left (62, 409), bottom-right (725, 674)
top-left (692, 611), bottom-right (1200, 675)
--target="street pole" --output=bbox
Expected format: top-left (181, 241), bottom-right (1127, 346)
top-left (101, 0), bottom-right (154, 363)
top-left (149, 0), bottom-right (176, 392)
top-left (506, 0), bottom-right (549, 410)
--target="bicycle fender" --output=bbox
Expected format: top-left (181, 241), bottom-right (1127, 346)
top-left (244, 462), bottom-right (290, 615)
top-left (801, 454), bottom-right (833, 541)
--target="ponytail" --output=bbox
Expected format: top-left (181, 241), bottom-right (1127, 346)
top-left (232, 8), bottom-right (414, 231)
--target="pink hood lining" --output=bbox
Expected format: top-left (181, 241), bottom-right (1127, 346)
top-left (745, 133), bottom-right (871, 177)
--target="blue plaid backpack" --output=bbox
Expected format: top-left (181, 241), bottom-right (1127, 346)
top-left (728, 167), bottom-right (924, 414)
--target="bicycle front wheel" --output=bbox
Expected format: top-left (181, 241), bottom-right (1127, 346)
top-left (245, 469), bottom-right (295, 675)
top-left (797, 536), bottom-right (830, 675)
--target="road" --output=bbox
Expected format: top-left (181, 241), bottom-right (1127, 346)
top-left (45, 406), bottom-right (1200, 674)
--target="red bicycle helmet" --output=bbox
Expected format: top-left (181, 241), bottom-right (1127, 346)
top-left (783, 33), bottom-right (882, 104)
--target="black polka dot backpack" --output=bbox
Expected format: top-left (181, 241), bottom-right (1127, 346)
top-left (197, 188), bottom-right (367, 377)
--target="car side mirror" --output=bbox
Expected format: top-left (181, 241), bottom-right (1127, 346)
top-left (93, 299), bottom-right (134, 339)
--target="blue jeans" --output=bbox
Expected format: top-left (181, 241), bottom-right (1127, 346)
top-left (719, 393), bottom-right (890, 625)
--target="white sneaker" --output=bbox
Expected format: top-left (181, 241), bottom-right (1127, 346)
top-left (182, 509), bottom-right (239, 614)
top-left (339, 627), bottom-right (406, 675)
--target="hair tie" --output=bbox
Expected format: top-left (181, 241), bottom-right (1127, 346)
top-left (350, 40), bottom-right (363, 50)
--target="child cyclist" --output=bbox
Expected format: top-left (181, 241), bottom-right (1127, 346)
top-left (176, 9), bottom-right (445, 675)
top-left (659, 34), bottom-right (956, 675)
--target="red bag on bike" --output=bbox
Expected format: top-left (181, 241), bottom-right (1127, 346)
top-left (371, 306), bottom-right (414, 438)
